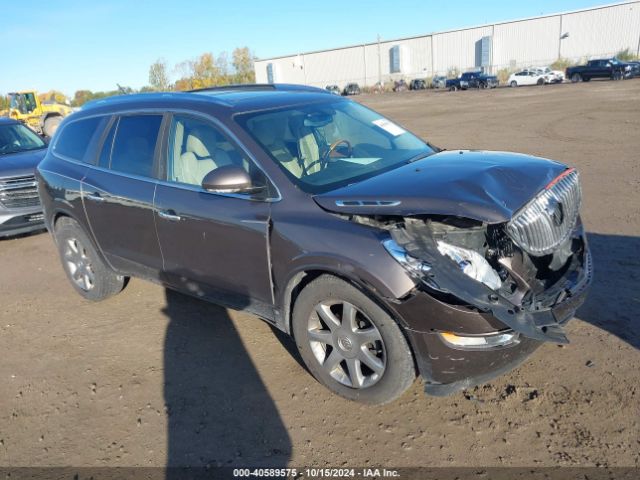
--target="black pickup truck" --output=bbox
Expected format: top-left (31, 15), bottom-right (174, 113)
top-left (446, 71), bottom-right (499, 91)
top-left (566, 58), bottom-right (632, 82)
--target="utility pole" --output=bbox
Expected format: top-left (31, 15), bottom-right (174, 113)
top-left (362, 45), bottom-right (367, 85)
top-left (558, 15), bottom-right (563, 59)
top-left (377, 34), bottom-right (382, 85)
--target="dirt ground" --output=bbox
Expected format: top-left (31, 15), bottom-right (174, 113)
top-left (0, 80), bottom-right (638, 469)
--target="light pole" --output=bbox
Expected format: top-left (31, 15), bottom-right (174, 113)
top-left (558, 31), bottom-right (569, 59)
top-left (377, 34), bottom-right (382, 85)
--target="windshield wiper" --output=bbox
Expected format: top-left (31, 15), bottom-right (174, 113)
top-left (405, 151), bottom-right (434, 164)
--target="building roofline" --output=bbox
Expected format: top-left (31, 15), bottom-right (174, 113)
top-left (255, 0), bottom-right (639, 62)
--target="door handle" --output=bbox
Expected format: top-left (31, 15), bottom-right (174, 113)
top-left (86, 193), bottom-right (105, 203)
top-left (158, 210), bottom-right (182, 222)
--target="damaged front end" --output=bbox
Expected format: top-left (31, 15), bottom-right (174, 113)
top-left (335, 167), bottom-right (592, 394)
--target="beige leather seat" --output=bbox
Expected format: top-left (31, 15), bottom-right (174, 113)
top-left (289, 116), bottom-right (321, 176)
top-left (173, 124), bottom-right (217, 186)
top-left (251, 118), bottom-right (304, 178)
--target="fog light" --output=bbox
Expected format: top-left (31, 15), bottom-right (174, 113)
top-left (439, 331), bottom-right (519, 349)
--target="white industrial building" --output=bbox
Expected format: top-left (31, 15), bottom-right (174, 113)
top-left (255, 1), bottom-right (640, 88)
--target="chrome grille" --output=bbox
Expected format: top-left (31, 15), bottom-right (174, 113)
top-left (507, 169), bottom-right (581, 256)
top-left (0, 175), bottom-right (41, 209)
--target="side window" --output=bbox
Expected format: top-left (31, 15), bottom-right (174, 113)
top-left (54, 116), bottom-right (106, 163)
top-left (24, 93), bottom-right (37, 113)
top-left (167, 115), bottom-right (253, 188)
top-left (109, 115), bottom-right (162, 177)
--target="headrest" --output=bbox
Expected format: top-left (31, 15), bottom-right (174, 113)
top-left (186, 132), bottom-right (210, 158)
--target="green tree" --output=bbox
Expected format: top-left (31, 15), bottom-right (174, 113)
top-left (149, 58), bottom-right (171, 91)
top-left (232, 47), bottom-right (256, 83)
top-left (192, 52), bottom-right (222, 88)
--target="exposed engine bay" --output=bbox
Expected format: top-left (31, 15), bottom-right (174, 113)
top-left (341, 210), bottom-right (592, 344)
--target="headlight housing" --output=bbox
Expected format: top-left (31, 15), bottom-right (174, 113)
top-left (436, 241), bottom-right (502, 290)
top-left (382, 238), bottom-right (431, 277)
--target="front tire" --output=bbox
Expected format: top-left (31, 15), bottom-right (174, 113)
top-left (43, 116), bottom-right (62, 138)
top-left (510, 80), bottom-right (518, 87)
top-left (54, 217), bottom-right (126, 301)
top-left (292, 275), bottom-right (415, 404)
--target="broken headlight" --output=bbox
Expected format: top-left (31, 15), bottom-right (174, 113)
top-left (436, 241), bottom-right (502, 290)
top-left (382, 238), bottom-right (432, 277)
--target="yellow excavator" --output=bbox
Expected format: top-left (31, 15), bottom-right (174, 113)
top-left (1, 90), bottom-right (72, 137)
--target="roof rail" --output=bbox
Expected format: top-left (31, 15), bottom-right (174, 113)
top-left (189, 83), bottom-right (330, 94)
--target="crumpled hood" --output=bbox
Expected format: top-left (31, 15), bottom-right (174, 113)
top-left (313, 150), bottom-right (568, 223)
top-left (0, 148), bottom-right (46, 179)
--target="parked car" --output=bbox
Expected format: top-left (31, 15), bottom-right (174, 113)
top-left (0, 117), bottom-right (47, 237)
top-left (342, 83), bottom-right (361, 95)
top-left (626, 61), bottom-right (640, 78)
top-left (566, 58), bottom-right (632, 82)
top-left (393, 79), bottom-right (408, 92)
top-left (409, 79), bottom-right (427, 90)
top-left (533, 66), bottom-right (565, 83)
top-left (446, 71), bottom-right (499, 91)
top-left (431, 75), bottom-right (447, 89)
top-left (508, 70), bottom-right (548, 87)
top-left (37, 84), bottom-right (591, 404)
top-left (325, 85), bottom-right (341, 95)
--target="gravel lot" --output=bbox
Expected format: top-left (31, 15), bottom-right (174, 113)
top-left (1, 80), bottom-right (638, 469)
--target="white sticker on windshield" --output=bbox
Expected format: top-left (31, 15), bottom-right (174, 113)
top-left (340, 157), bottom-right (380, 165)
top-left (372, 118), bottom-right (406, 136)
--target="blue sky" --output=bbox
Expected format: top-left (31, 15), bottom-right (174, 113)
top-left (1, 0), bottom-right (612, 96)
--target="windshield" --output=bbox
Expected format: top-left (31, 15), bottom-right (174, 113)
top-left (236, 100), bottom-right (435, 194)
top-left (0, 123), bottom-right (46, 155)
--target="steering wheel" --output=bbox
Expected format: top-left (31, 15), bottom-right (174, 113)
top-left (303, 139), bottom-right (353, 175)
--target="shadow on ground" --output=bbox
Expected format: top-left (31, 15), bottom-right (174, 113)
top-left (162, 288), bottom-right (291, 471)
top-left (577, 232), bottom-right (640, 350)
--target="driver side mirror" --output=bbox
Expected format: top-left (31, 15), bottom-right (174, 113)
top-left (201, 165), bottom-right (266, 196)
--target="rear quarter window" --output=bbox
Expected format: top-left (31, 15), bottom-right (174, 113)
top-left (53, 116), bottom-right (107, 163)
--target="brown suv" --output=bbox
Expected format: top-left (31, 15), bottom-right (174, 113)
top-left (37, 84), bottom-right (591, 404)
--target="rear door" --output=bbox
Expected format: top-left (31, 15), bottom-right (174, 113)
top-left (82, 114), bottom-right (165, 278)
top-left (154, 113), bottom-right (275, 313)
top-left (590, 60), bottom-right (606, 78)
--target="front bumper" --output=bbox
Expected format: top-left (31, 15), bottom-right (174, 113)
top-left (408, 329), bottom-right (543, 396)
top-left (0, 207), bottom-right (45, 237)
top-left (386, 242), bottom-right (592, 396)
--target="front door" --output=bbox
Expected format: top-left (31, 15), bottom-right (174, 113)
top-left (154, 113), bottom-right (275, 314)
top-left (82, 114), bottom-right (164, 278)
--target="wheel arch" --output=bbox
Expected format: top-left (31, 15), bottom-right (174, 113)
top-left (282, 268), bottom-right (420, 380)
top-left (280, 266), bottom-right (412, 336)
top-left (51, 210), bottom-right (111, 270)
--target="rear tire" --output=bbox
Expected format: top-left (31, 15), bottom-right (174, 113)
top-left (54, 217), bottom-right (126, 301)
top-left (571, 73), bottom-right (582, 83)
top-left (43, 116), bottom-right (62, 138)
top-left (291, 275), bottom-right (415, 404)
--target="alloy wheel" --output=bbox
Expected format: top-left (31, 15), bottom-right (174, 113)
top-left (307, 300), bottom-right (386, 389)
top-left (64, 237), bottom-right (95, 291)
